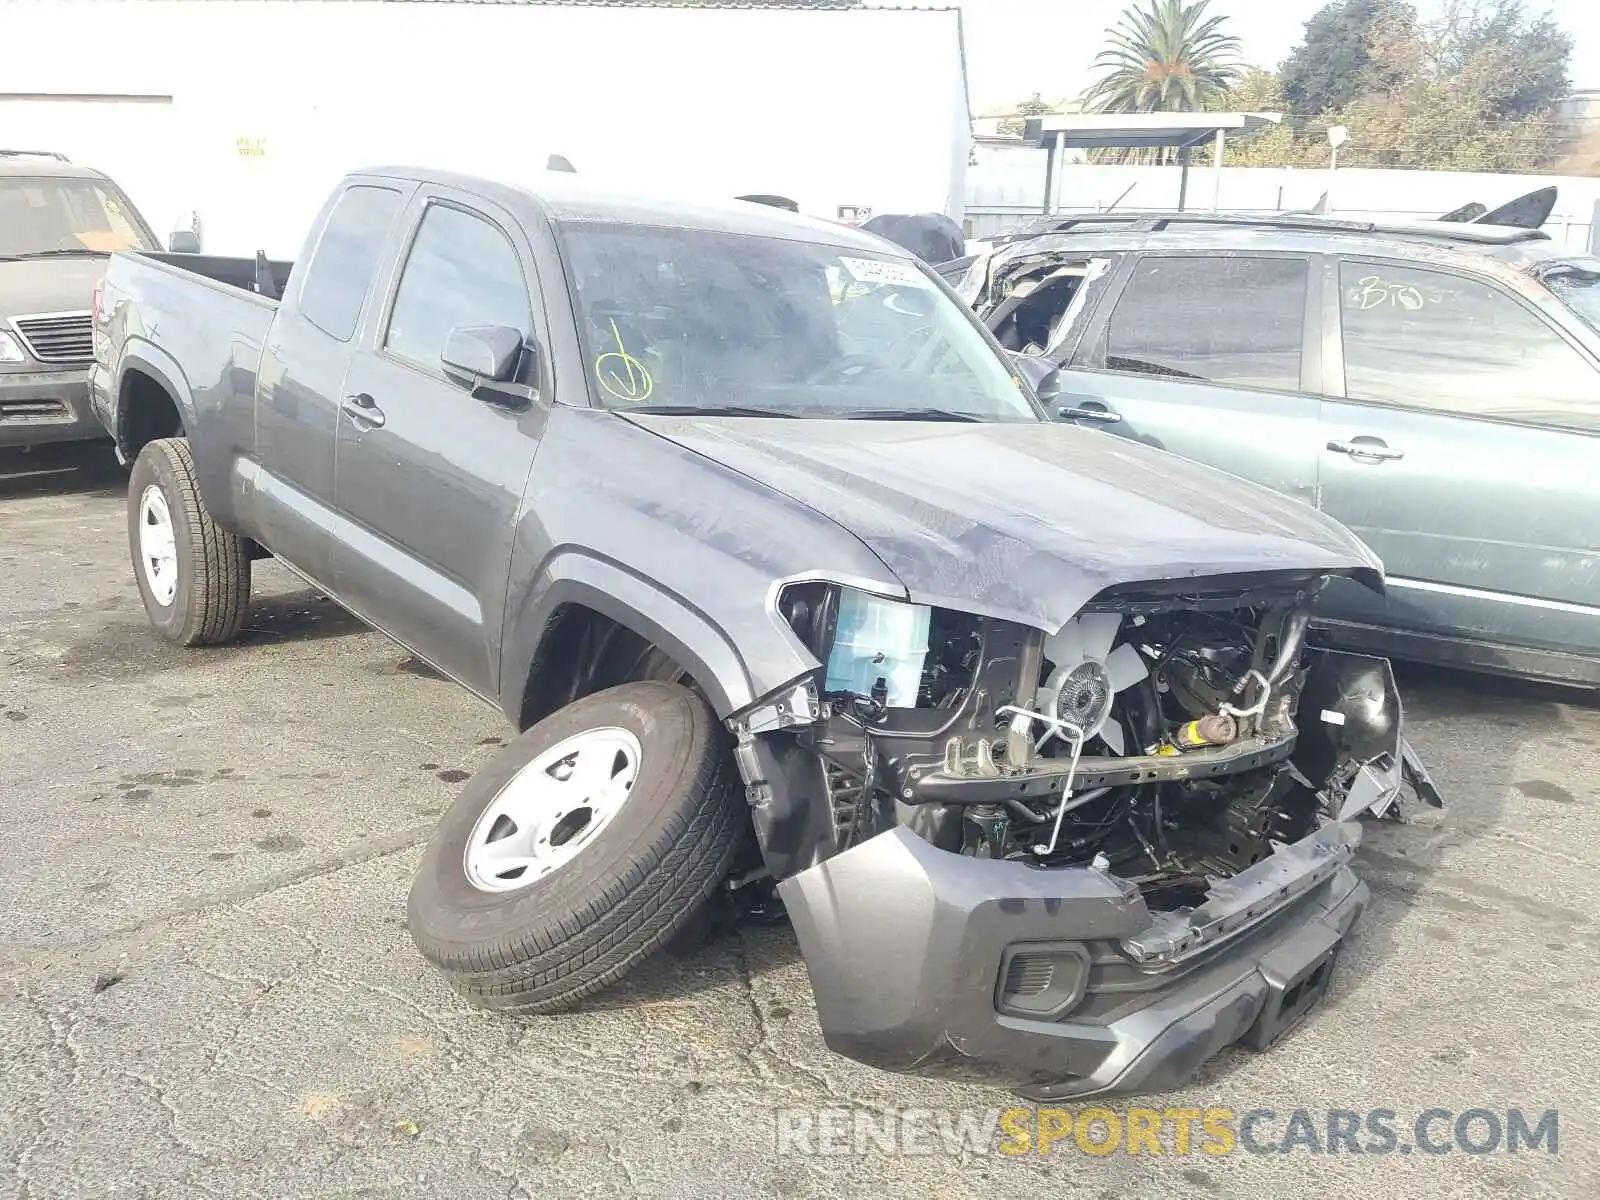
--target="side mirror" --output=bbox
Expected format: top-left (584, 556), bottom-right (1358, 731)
top-left (168, 210), bottom-right (201, 254)
top-left (1006, 350), bottom-right (1061, 405)
top-left (441, 324), bottom-right (534, 407)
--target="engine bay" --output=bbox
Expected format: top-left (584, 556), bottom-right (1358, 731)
top-left (778, 576), bottom-right (1402, 912)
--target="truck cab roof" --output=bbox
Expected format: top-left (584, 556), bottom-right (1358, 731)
top-left (350, 164), bottom-right (904, 254)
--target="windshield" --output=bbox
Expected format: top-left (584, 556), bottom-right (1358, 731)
top-left (0, 177), bottom-right (157, 257)
top-left (1543, 261), bottom-right (1600, 335)
top-left (556, 222), bottom-right (1041, 422)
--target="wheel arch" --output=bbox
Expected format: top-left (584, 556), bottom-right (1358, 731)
top-left (500, 554), bottom-right (755, 729)
top-left (114, 342), bottom-right (194, 463)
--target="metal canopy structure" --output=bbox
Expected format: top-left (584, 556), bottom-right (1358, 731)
top-left (1019, 111), bottom-right (1284, 214)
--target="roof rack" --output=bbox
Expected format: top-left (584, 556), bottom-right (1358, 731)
top-left (994, 210), bottom-right (1550, 246)
top-left (0, 149), bottom-right (71, 162)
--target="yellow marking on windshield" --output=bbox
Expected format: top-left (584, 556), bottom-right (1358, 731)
top-left (594, 319), bottom-right (653, 402)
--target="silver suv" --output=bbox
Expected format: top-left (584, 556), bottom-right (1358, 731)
top-left (1, 151), bottom-right (161, 450)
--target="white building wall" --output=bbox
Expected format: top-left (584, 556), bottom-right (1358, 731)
top-left (0, 0), bottom-right (969, 256)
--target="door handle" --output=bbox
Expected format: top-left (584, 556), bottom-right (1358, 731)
top-left (1058, 405), bottom-right (1123, 424)
top-left (342, 393), bottom-right (385, 429)
top-left (1054, 397), bottom-right (1123, 424)
top-left (1327, 437), bottom-right (1404, 462)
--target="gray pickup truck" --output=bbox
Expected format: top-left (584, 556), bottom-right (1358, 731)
top-left (93, 166), bottom-right (1440, 1099)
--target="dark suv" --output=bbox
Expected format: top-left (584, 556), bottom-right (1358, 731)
top-left (956, 212), bottom-right (1600, 688)
top-left (0, 151), bottom-right (161, 450)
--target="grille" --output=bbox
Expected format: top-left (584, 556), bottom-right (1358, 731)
top-left (0, 397), bottom-right (69, 421)
top-left (12, 312), bottom-right (93, 364)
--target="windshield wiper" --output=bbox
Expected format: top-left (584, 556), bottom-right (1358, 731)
top-left (832, 407), bottom-right (985, 422)
top-left (0, 248), bottom-right (110, 261)
top-left (621, 404), bottom-right (799, 418)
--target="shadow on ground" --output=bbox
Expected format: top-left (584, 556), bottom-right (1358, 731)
top-left (0, 442), bottom-right (124, 500)
top-left (570, 917), bottom-right (805, 1013)
top-left (237, 588), bottom-right (370, 645)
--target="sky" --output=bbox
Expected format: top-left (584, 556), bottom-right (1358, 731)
top-left (952, 0), bottom-right (1600, 111)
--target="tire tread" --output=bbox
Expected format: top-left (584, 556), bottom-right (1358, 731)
top-left (131, 437), bottom-right (251, 646)
top-left (408, 682), bottom-right (744, 1013)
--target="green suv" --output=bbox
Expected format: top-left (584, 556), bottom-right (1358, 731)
top-left (957, 212), bottom-right (1600, 689)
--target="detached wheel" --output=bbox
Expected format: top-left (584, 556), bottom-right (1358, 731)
top-left (407, 680), bottom-right (742, 1013)
top-left (127, 437), bottom-right (251, 646)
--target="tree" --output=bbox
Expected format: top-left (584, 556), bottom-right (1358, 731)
top-left (1435, 0), bottom-right (1571, 120)
top-left (1217, 70), bottom-right (1305, 165)
top-left (1084, 0), bottom-right (1242, 114)
top-left (997, 92), bottom-right (1059, 136)
top-left (1220, 0), bottom-right (1574, 173)
top-left (1280, 0), bottom-right (1414, 118)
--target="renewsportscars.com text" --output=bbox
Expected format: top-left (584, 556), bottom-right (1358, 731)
top-left (774, 1106), bottom-right (1559, 1158)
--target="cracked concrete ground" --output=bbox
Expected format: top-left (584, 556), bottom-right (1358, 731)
top-left (3, 443), bottom-right (1599, 1199)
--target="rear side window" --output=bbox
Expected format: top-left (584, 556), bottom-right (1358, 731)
top-left (385, 204), bottom-right (530, 372)
top-left (1103, 256), bottom-right (1309, 391)
top-left (1340, 261), bottom-right (1600, 432)
top-left (297, 185), bottom-right (402, 342)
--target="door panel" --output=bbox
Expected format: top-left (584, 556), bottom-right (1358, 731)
top-left (251, 183), bottom-right (406, 583)
top-left (332, 192), bottom-right (548, 696)
top-left (1062, 253), bottom-right (1323, 508)
top-left (1317, 258), bottom-right (1600, 657)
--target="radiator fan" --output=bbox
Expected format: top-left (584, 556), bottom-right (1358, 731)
top-left (1035, 613), bottom-right (1148, 754)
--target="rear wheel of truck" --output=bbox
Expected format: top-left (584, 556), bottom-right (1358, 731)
top-left (407, 680), bottom-right (743, 1013)
top-left (127, 437), bottom-right (251, 646)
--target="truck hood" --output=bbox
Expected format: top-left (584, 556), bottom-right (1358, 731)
top-left (626, 415), bottom-right (1384, 631)
top-left (0, 257), bottom-right (106, 319)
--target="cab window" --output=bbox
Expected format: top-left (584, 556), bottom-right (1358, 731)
top-left (385, 204), bottom-right (530, 372)
top-left (297, 186), bottom-right (403, 342)
top-left (1102, 255), bottom-right (1309, 392)
top-left (1339, 261), bottom-right (1600, 433)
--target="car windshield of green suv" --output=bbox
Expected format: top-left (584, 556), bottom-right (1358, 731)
top-left (0, 177), bottom-right (158, 258)
top-left (1542, 261), bottom-right (1600, 336)
top-left (558, 222), bottom-right (1042, 423)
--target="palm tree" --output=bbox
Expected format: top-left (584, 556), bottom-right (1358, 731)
top-left (1085, 0), bottom-right (1242, 114)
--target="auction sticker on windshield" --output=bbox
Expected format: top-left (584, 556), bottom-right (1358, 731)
top-left (839, 257), bottom-right (933, 289)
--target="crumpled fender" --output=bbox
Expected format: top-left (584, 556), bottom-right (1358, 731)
top-left (1295, 649), bottom-right (1444, 820)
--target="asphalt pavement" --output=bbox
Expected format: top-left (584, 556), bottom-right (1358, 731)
top-left (2, 443), bottom-right (1598, 1199)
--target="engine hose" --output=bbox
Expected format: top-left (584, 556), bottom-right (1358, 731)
top-left (1266, 608), bottom-right (1311, 687)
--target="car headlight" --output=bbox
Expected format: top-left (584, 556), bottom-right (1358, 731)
top-left (0, 331), bottom-right (25, 364)
top-left (823, 589), bottom-right (932, 708)
top-left (777, 583), bottom-right (945, 710)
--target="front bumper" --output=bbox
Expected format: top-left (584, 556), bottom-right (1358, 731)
top-left (780, 820), bottom-right (1369, 1100)
top-left (0, 367), bottom-right (105, 448)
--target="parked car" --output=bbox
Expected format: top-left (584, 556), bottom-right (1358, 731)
top-left (93, 167), bottom-right (1439, 1099)
top-left (0, 150), bottom-right (169, 451)
top-left (955, 211), bottom-right (1600, 689)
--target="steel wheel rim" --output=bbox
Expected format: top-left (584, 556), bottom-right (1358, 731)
top-left (463, 727), bottom-right (642, 893)
top-left (137, 484), bottom-right (178, 607)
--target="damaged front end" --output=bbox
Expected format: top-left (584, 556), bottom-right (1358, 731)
top-left (729, 570), bottom-right (1440, 1098)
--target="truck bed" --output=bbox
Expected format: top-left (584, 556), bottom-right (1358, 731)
top-left (93, 248), bottom-right (296, 483)
top-left (132, 251), bottom-right (295, 302)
